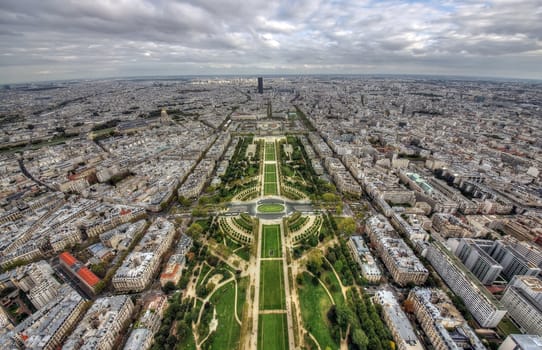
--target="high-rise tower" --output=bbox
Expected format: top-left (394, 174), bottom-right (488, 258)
top-left (257, 77), bottom-right (263, 94)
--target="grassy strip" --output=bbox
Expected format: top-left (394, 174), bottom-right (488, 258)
top-left (259, 260), bottom-right (285, 310)
top-left (261, 224), bottom-right (282, 258)
top-left (257, 314), bottom-right (288, 350)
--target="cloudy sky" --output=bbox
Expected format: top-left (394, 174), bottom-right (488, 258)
top-left (1, 0), bottom-right (541, 83)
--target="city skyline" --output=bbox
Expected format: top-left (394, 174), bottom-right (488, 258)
top-left (1, 0), bottom-right (542, 83)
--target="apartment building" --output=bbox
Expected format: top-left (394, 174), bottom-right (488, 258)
top-left (63, 295), bottom-right (134, 350)
top-left (426, 241), bottom-right (507, 328)
top-left (501, 275), bottom-right (542, 336)
top-left (407, 288), bottom-right (485, 350)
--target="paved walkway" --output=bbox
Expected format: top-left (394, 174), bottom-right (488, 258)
top-left (278, 219), bottom-right (297, 350)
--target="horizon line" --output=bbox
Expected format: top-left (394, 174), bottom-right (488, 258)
top-left (3, 72), bottom-right (542, 86)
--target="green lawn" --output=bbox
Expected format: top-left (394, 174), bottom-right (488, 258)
top-left (264, 164), bottom-right (276, 175)
top-left (264, 171), bottom-right (277, 182)
top-left (297, 272), bottom-right (338, 350)
top-left (320, 270), bottom-right (345, 307)
top-left (234, 246), bottom-right (250, 261)
top-left (257, 313), bottom-right (288, 350)
top-left (205, 281), bottom-right (241, 350)
top-left (263, 164), bottom-right (278, 195)
top-left (261, 224), bottom-right (282, 258)
top-left (265, 143), bottom-right (276, 161)
top-left (258, 203), bottom-right (284, 213)
top-left (259, 260), bottom-right (285, 310)
top-left (264, 183), bottom-right (278, 195)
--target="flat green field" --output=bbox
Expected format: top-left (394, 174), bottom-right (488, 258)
top-left (265, 143), bottom-right (276, 161)
top-left (206, 281), bottom-right (240, 350)
top-left (263, 163), bottom-right (278, 195)
top-left (262, 224), bottom-right (282, 258)
top-left (264, 163), bottom-right (276, 174)
top-left (298, 272), bottom-right (338, 350)
top-left (264, 170), bottom-right (277, 182)
top-left (264, 183), bottom-right (278, 195)
top-left (259, 260), bottom-right (285, 310)
top-left (258, 203), bottom-right (284, 213)
top-left (257, 313), bottom-right (288, 350)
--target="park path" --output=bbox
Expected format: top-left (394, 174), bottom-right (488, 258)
top-left (233, 277), bottom-right (242, 325)
top-left (308, 332), bottom-right (322, 350)
top-left (324, 256), bottom-right (348, 300)
top-left (249, 223), bottom-right (262, 350)
top-left (278, 219), bottom-right (296, 350)
top-left (306, 270), bottom-right (335, 305)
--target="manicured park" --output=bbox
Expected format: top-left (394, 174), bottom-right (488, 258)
top-left (257, 223), bottom-right (288, 350)
top-left (265, 142), bottom-right (276, 161)
top-left (259, 260), bottom-right (286, 310)
top-left (261, 224), bottom-right (282, 258)
top-left (264, 164), bottom-right (278, 195)
top-left (257, 313), bottom-right (288, 350)
top-left (264, 183), bottom-right (278, 195)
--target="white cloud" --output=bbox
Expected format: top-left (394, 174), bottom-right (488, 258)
top-left (0, 0), bottom-right (540, 82)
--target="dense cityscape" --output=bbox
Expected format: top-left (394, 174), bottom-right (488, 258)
top-left (0, 75), bottom-right (540, 350)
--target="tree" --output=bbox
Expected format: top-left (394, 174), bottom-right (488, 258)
top-left (352, 328), bottom-right (369, 350)
top-left (90, 262), bottom-right (106, 278)
top-left (322, 193), bottom-right (337, 202)
top-left (177, 320), bottom-right (190, 339)
top-left (187, 222), bottom-right (204, 239)
top-left (335, 303), bottom-right (355, 332)
top-left (206, 255), bottom-right (219, 266)
top-left (338, 217), bottom-right (356, 235)
top-left (306, 249), bottom-right (324, 275)
top-left (179, 195), bottom-right (191, 207)
top-left (162, 281), bottom-right (177, 294)
top-left (94, 280), bottom-right (106, 294)
top-left (191, 207), bottom-right (208, 217)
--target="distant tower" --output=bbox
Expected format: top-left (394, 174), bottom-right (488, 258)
top-left (257, 77), bottom-right (263, 94)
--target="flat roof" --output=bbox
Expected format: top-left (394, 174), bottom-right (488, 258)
top-left (59, 251), bottom-right (77, 266)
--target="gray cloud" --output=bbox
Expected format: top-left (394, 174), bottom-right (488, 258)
top-left (0, 0), bottom-right (541, 83)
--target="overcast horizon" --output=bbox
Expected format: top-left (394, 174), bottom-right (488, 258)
top-left (1, 0), bottom-right (541, 84)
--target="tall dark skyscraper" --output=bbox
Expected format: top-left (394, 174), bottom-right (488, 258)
top-left (257, 77), bottom-right (263, 94)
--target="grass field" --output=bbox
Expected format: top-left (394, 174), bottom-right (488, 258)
top-left (261, 224), bottom-right (282, 258)
top-left (264, 170), bottom-right (277, 182)
top-left (257, 313), bottom-right (288, 350)
top-left (257, 203), bottom-right (284, 213)
top-left (298, 272), bottom-right (338, 350)
top-left (264, 183), bottom-right (278, 195)
top-left (320, 270), bottom-right (345, 307)
top-left (264, 164), bottom-right (277, 179)
top-left (234, 246), bottom-right (250, 261)
top-left (259, 260), bottom-right (285, 310)
top-left (265, 142), bottom-right (276, 161)
top-left (263, 164), bottom-right (278, 195)
top-left (206, 281), bottom-right (241, 350)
